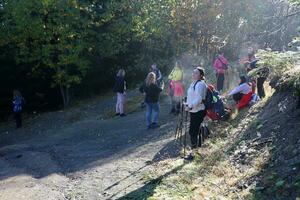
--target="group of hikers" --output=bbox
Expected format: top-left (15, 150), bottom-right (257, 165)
top-left (113, 47), bottom-right (269, 160)
top-left (10, 47), bottom-right (267, 161)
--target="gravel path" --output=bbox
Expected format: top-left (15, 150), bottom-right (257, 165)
top-left (0, 91), bottom-right (181, 200)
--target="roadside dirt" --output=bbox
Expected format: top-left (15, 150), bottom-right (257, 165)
top-left (0, 91), bottom-right (180, 200)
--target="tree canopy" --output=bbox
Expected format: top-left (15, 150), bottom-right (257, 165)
top-left (0, 0), bottom-right (299, 115)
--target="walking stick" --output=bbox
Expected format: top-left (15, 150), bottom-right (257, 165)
top-left (174, 99), bottom-right (184, 140)
top-left (183, 109), bottom-right (188, 157)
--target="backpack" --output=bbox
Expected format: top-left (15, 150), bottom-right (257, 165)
top-left (13, 97), bottom-right (23, 113)
top-left (193, 80), bottom-right (214, 110)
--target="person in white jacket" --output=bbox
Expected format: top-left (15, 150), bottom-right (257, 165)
top-left (184, 67), bottom-right (207, 160)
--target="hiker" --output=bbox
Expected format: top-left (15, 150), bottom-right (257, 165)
top-left (243, 47), bottom-right (258, 92)
top-left (113, 69), bottom-right (126, 117)
top-left (184, 67), bottom-right (207, 160)
top-left (139, 72), bottom-right (163, 129)
top-left (213, 53), bottom-right (229, 93)
top-left (225, 75), bottom-right (253, 111)
top-left (205, 84), bottom-right (231, 121)
top-left (168, 62), bottom-right (184, 114)
top-left (151, 63), bottom-right (163, 87)
top-left (12, 90), bottom-right (25, 128)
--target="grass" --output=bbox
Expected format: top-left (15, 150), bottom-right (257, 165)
top-left (143, 84), bottom-right (276, 200)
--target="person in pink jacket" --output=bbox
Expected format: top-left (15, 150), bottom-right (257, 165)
top-left (213, 53), bottom-right (229, 92)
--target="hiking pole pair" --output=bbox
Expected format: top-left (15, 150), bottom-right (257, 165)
top-left (174, 97), bottom-right (189, 157)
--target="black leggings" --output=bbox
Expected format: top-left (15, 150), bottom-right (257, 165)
top-left (233, 93), bottom-right (244, 103)
top-left (14, 112), bottom-right (22, 128)
top-left (216, 73), bottom-right (225, 92)
top-left (189, 110), bottom-right (206, 149)
top-left (257, 77), bottom-right (266, 99)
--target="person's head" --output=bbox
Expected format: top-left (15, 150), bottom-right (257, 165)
top-left (117, 69), bottom-right (125, 77)
top-left (192, 67), bottom-right (205, 81)
top-left (146, 72), bottom-right (156, 86)
top-left (218, 52), bottom-right (224, 58)
top-left (13, 90), bottom-right (21, 98)
top-left (151, 63), bottom-right (157, 70)
top-left (174, 61), bottom-right (182, 69)
top-left (239, 75), bottom-right (247, 85)
top-left (248, 47), bottom-right (255, 56)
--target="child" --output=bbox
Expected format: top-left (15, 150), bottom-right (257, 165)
top-left (12, 90), bottom-right (25, 128)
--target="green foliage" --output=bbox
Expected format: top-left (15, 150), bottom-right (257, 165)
top-left (1, 0), bottom-right (300, 110)
top-left (255, 49), bottom-right (300, 74)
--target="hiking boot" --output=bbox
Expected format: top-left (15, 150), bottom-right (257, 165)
top-left (120, 113), bottom-right (127, 117)
top-left (151, 123), bottom-right (159, 129)
top-left (115, 113), bottom-right (120, 116)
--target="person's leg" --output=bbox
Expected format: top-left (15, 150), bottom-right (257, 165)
top-left (233, 93), bottom-right (243, 103)
top-left (189, 112), bottom-right (202, 149)
top-left (257, 77), bottom-right (266, 98)
top-left (116, 93), bottom-right (120, 114)
top-left (119, 93), bottom-right (125, 114)
top-left (217, 73), bottom-right (225, 92)
top-left (146, 103), bottom-right (152, 128)
top-left (219, 73), bottom-right (225, 92)
top-left (15, 112), bottom-right (21, 128)
top-left (152, 102), bottom-right (160, 127)
top-left (196, 110), bottom-right (207, 147)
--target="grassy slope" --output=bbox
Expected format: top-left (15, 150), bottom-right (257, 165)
top-left (120, 68), bottom-right (300, 200)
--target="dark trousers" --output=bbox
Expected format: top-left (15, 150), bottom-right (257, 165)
top-left (14, 112), bottom-right (22, 128)
top-left (216, 73), bottom-right (225, 92)
top-left (233, 93), bottom-right (244, 103)
top-left (257, 77), bottom-right (266, 99)
top-left (189, 110), bottom-right (206, 149)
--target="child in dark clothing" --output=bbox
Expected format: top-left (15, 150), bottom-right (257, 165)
top-left (12, 90), bottom-right (25, 128)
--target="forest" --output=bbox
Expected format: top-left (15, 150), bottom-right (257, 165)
top-left (0, 0), bottom-right (299, 116)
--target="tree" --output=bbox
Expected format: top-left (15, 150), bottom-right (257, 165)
top-left (1, 0), bottom-right (89, 107)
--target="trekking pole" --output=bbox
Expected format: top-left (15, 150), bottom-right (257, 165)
top-left (183, 97), bottom-right (188, 157)
top-left (175, 101), bottom-right (184, 140)
top-left (179, 97), bottom-right (186, 145)
top-left (183, 109), bottom-right (189, 157)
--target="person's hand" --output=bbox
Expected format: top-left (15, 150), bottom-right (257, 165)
top-left (185, 104), bottom-right (192, 111)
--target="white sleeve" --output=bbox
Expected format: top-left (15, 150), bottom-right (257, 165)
top-left (157, 70), bottom-right (162, 80)
top-left (228, 84), bottom-right (244, 96)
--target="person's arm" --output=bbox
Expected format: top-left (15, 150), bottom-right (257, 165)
top-left (157, 70), bottom-right (162, 81)
top-left (168, 69), bottom-right (174, 80)
top-left (228, 84), bottom-right (244, 96)
top-left (213, 59), bottom-right (219, 71)
top-left (139, 82), bottom-right (145, 93)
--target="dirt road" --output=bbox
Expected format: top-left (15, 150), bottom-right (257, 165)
top-left (0, 92), bottom-right (180, 200)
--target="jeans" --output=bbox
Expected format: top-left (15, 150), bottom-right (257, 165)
top-left (146, 102), bottom-right (160, 127)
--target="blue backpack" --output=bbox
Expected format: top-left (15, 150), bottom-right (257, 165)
top-left (13, 97), bottom-right (23, 113)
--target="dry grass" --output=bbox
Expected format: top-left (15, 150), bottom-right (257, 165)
top-left (147, 84), bottom-right (276, 200)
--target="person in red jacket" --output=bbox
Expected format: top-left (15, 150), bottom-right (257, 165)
top-left (226, 75), bottom-right (252, 111)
